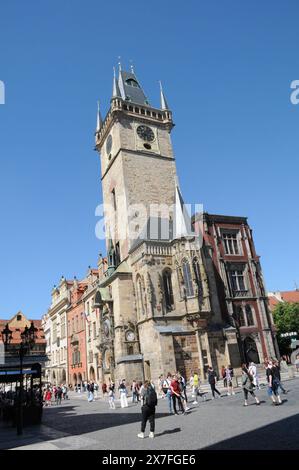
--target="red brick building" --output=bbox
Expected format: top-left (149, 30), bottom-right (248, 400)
top-left (193, 213), bottom-right (279, 364)
top-left (67, 281), bottom-right (88, 387)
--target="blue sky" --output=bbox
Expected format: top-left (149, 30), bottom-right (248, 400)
top-left (0, 1), bottom-right (298, 319)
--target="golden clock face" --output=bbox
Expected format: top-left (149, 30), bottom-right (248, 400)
top-left (136, 125), bottom-right (154, 142)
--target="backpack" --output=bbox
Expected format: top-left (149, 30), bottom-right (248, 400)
top-left (145, 386), bottom-right (158, 408)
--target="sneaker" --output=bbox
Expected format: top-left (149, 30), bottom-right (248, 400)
top-left (137, 432), bottom-right (145, 439)
top-left (185, 406), bottom-right (191, 411)
top-left (192, 401), bottom-right (198, 404)
top-left (149, 432), bottom-right (154, 438)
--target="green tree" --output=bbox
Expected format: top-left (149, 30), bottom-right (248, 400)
top-left (273, 302), bottom-right (299, 355)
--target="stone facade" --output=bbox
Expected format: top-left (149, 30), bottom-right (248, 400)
top-left (92, 67), bottom-right (250, 385)
top-left (44, 277), bottom-right (72, 385)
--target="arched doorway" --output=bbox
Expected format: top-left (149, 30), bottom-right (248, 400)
top-left (89, 366), bottom-right (95, 382)
top-left (61, 369), bottom-right (66, 383)
top-left (73, 373), bottom-right (77, 386)
top-left (78, 373), bottom-right (83, 385)
top-left (243, 337), bottom-right (260, 364)
top-left (52, 370), bottom-right (56, 384)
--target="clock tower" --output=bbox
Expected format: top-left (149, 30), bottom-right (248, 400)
top-left (95, 66), bottom-right (177, 264)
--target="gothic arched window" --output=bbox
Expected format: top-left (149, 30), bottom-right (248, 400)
top-left (193, 258), bottom-right (204, 304)
top-left (236, 306), bottom-right (246, 327)
top-left (182, 259), bottom-right (194, 298)
top-left (245, 305), bottom-right (255, 326)
top-left (162, 269), bottom-right (174, 312)
top-left (136, 277), bottom-right (145, 316)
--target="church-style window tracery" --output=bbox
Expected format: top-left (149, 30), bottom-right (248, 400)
top-left (182, 259), bottom-right (194, 298)
top-left (162, 269), bottom-right (174, 312)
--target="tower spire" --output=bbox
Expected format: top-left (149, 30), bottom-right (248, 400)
top-left (112, 66), bottom-right (121, 98)
top-left (159, 81), bottom-right (169, 110)
top-left (96, 100), bottom-right (103, 132)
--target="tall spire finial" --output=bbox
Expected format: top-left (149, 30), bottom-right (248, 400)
top-left (129, 59), bottom-right (134, 74)
top-left (96, 100), bottom-right (102, 132)
top-left (118, 56), bottom-right (122, 72)
top-left (159, 80), bottom-right (169, 110)
top-left (112, 67), bottom-right (121, 98)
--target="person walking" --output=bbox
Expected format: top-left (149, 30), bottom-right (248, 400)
top-left (119, 379), bottom-right (128, 408)
top-left (170, 374), bottom-right (189, 414)
top-left (225, 365), bottom-right (235, 396)
top-left (207, 366), bottom-right (221, 399)
top-left (132, 380), bottom-right (139, 404)
top-left (102, 382), bottom-right (107, 398)
top-left (248, 362), bottom-right (260, 389)
top-left (221, 366), bottom-right (227, 389)
top-left (108, 382), bottom-right (116, 409)
top-left (266, 361), bottom-right (282, 406)
top-left (241, 365), bottom-right (260, 406)
top-left (164, 373), bottom-right (173, 414)
top-left (192, 371), bottom-right (199, 404)
top-left (44, 388), bottom-right (52, 407)
top-left (137, 380), bottom-right (157, 439)
top-left (273, 360), bottom-right (287, 395)
top-left (56, 386), bottom-right (62, 405)
top-left (177, 372), bottom-right (188, 402)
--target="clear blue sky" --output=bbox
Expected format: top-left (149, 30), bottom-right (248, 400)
top-left (0, 1), bottom-right (298, 319)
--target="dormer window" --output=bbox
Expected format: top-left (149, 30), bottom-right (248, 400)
top-left (17, 314), bottom-right (22, 321)
top-left (125, 78), bottom-right (139, 88)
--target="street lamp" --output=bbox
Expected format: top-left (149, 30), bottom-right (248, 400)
top-left (1, 321), bottom-right (37, 435)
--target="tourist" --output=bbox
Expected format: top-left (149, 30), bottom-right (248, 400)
top-left (273, 360), bottom-right (287, 394)
top-left (225, 365), bottom-right (235, 396)
top-left (102, 382), bottom-right (107, 398)
top-left (44, 388), bottom-right (52, 407)
top-left (137, 380), bottom-right (157, 439)
top-left (108, 382), bottom-right (116, 409)
top-left (178, 372), bottom-right (188, 402)
top-left (119, 379), bottom-right (128, 408)
top-left (56, 386), bottom-right (62, 405)
top-left (170, 374), bottom-right (189, 414)
top-left (131, 379), bottom-right (139, 403)
top-left (248, 362), bottom-right (260, 389)
top-left (192, 371), bottom-right (199, 404)
top-left (221, 365), bottom-right (227, 389)
top-left (266, 361), bottom-right (282, 406)
top-left (207, 366), bottom-right (221, 399)
top-left (242, 364), bottom-right (260, 406)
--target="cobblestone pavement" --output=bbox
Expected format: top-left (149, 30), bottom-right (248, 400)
top-left (1, 377), bottom-right (299, 450)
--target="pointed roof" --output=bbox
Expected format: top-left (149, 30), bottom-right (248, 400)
top-left (173, 182), bottom-right (194, 239)
top-left (96, 101), bottom-right (103, 132)
top-left (118, 68), bottom-right (150, 106)
top-left (112, 67), bottom-right (121, 98)
top-left (159, 81), bottom-right (169, 110)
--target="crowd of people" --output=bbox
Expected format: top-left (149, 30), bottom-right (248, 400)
top-left (39, 356), bottom-right (296, 439)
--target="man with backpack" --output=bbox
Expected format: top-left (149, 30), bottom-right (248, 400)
top-left (137, 380), bottom-right (157, 439)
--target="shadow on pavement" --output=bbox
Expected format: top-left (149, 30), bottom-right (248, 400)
top-left (155, 427), bottom-right (181, 437)
top-left (203, 413), bottom-right (299, 450)
top-left (0, 406), bottom-right (172, 449)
